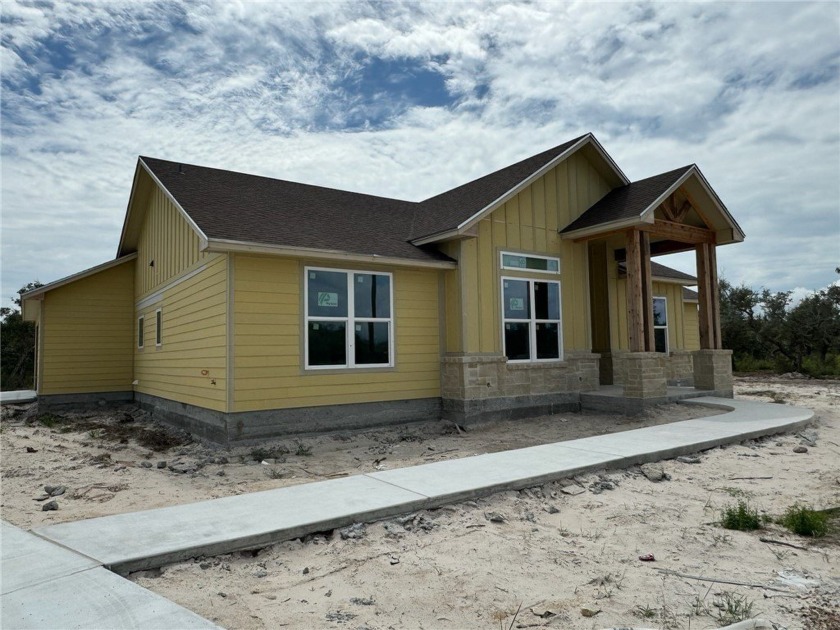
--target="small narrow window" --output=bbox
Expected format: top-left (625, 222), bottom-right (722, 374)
top-left (500, 251), bottom-right (560, 274)
top-left (137, 316), bottom-right (145, 349)
top-left (155, 309), bottom-right (162, 346)
top-left (653, 297), bottom-right (668, 353)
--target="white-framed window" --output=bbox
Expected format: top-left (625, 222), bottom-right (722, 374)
top-left (653, 296), bottom-right (668, 354)
top-left (304, 267), bottom-right (394, 369)
top-left (500, 251), bottom-right (560, 274)
top-left (155, 308), bottom-right (162, 347)
top-left (501, 276), bottom-right (562, 362)
top-left (137, 316), bottom-right (145, 349)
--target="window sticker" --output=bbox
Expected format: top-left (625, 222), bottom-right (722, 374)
top-left (355, 324), bottom-right (361, 331)
top-left (312, 323), bottom-right (320, 330)
top-left (318, 292), bottom-right (338, 307)
top-left (509, 297), bottom-right (525, 311)
top-left (310, 271), bottom-right (316, 279)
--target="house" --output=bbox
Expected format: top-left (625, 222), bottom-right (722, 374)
top-left (22, 133), bottom-right (743, 444)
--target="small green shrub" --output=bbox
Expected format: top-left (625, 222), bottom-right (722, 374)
top-left (779, 504), bottom-right (828, 538)
top-left (295, 441), bottom-right (313, 457)
top-left (713, 591), bottom-right (755, 625)
top-left (720, 500), bottom-right (762, 531)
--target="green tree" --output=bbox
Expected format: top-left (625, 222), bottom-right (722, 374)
top-left (0, 281), bottom-right (43, 391)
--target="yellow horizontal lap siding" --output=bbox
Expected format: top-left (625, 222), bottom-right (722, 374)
top-left (40, 261), bottom-right (135, 395)
top-left (232, 255), bottom-right (441, 412)
top-left (456, 151), bottom-right (612, 355)
top-left (135, 255), bottom-right (228, 412)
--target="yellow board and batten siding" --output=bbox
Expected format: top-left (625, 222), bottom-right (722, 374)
top-left (609, 277), bottom-right (689, 352)
top-left (453, 150), bottom-right (612, 355)
top-left (232, 255), bottom-right (441, 413)
top-left (134, 186), bottom-right (208, 298)
top-left (133, 185), bottom-right (228, 412)
top-left (39, 262), bottom-right (135, 395)
top-left (683, 302), bottom-right (700, 350)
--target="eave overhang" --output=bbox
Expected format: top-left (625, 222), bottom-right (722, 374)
top-left (205, 239), bottom-right (457, 270)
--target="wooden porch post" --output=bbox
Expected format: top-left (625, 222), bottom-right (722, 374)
top-left (640, 231), bottom-right (655, 352)
top-left (626, 229), bottom-right (645, 352)
top-left (696, 242), bottom-right (722, 349)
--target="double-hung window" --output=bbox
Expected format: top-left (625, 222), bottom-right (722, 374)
top-left (502, 278), bottom-right (562, 361)
top-left (653, 297), bottom-right (668, 353)
top-left (305, 267), bottom-right (393, 369)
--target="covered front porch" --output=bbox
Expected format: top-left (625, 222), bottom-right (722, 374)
top-left (562, 164), bottom-right (745, 409)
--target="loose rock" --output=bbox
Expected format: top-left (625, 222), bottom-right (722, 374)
top-left (485, 511), bottom-right (506, 523)
top-left (42, 500), bottom-right (58, 511)
top-left (793, 445), bottom-right (808, 454)
top-left (640, 463), bottom-right (670, 482)
top-left (339, 523), bottom-right (366, 540)
top-left (156, 461), bottom-right (167, 469)
top-left (676, 455), bottom-right (701, 464)
top-left (140, 461), bottom-right (153, 468)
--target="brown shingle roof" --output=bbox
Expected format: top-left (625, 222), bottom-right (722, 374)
top-left (618, 260), bottom-right (697, 283)
top-left (560, 165), bottom-right (693, 235)
top-left (139, 137), bottom-right (694, 264)
top-left (411, 135), bottom-right (588, 239)
top-left (683, 287), bottom-right (699, 301)
top-left (140, 157), bottom-right (450, 264)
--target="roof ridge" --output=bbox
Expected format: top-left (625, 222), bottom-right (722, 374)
top-left (140, 156), bottom-right (420, 207)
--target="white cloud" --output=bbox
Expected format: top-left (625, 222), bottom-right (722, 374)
top-left (1, 0), bottom-right (838, 305)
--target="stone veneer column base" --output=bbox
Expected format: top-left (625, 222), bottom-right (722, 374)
top-left (693, 349), bottom-right (734, 397)
top-left (667, 351), bottom-right (695, 386)
top-left (622, 352), bottom-right (667, 400)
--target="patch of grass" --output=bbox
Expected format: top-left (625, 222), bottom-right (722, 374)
top-left (38, 413), bottom-right (64, 428)
top-left (633, 604), bottom-right (657, 619)
top-left (712, 591), bottom-right (755, 625)
top-left (779, 504), bottom-right (829, 538)
top-left (249, 445), bottom-right (290, 461)
top-left (720, 500), bottom-right (763, 531)
top-left (294, 441), bottom-right (313, 457)
top-left (265, 468), bottom-right (286, 480)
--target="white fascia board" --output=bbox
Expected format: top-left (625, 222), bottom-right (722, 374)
top-left (691, 166), bottom-right (746, 243)
top-left (637, 167), bottom-right (696, 225)
top-left (559, 215), bottom-right (651, 240)
top-left (411, 133), bottom-right (630, 247)
top-left (137, 158), bottom-right (210, 250)
top-left (116, 162), bottom-right (144, 257)
top-left (586, 134), bottom-right (631, 186)
top-left (20, 253), bottom-right (138, 300)
top-left (206, 239), bottom-right (457, 270)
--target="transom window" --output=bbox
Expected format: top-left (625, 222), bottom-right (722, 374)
top-left (653, 297), bottom-right (668, 353)
top-left (500, 251), bottom-right (560, 274)
top-left (501, 277), bottom-right (562, 361)
top-left (305, 267), bottom-right (393, 369)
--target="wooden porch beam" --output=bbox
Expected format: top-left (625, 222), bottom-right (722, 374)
top-left (639, 219), bottom-right (715, 244)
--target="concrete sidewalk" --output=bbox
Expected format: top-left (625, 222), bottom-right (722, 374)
top-left (1, 396), bottom-right (814, 629)
top-left (0, 522), bottom-right (220, 629)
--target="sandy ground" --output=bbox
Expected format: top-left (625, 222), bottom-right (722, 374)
top-left (2, 376), bottom-right (839, 629)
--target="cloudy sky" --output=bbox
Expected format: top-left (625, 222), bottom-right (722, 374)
top-left (2, 1), bottom-right (838, 306)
